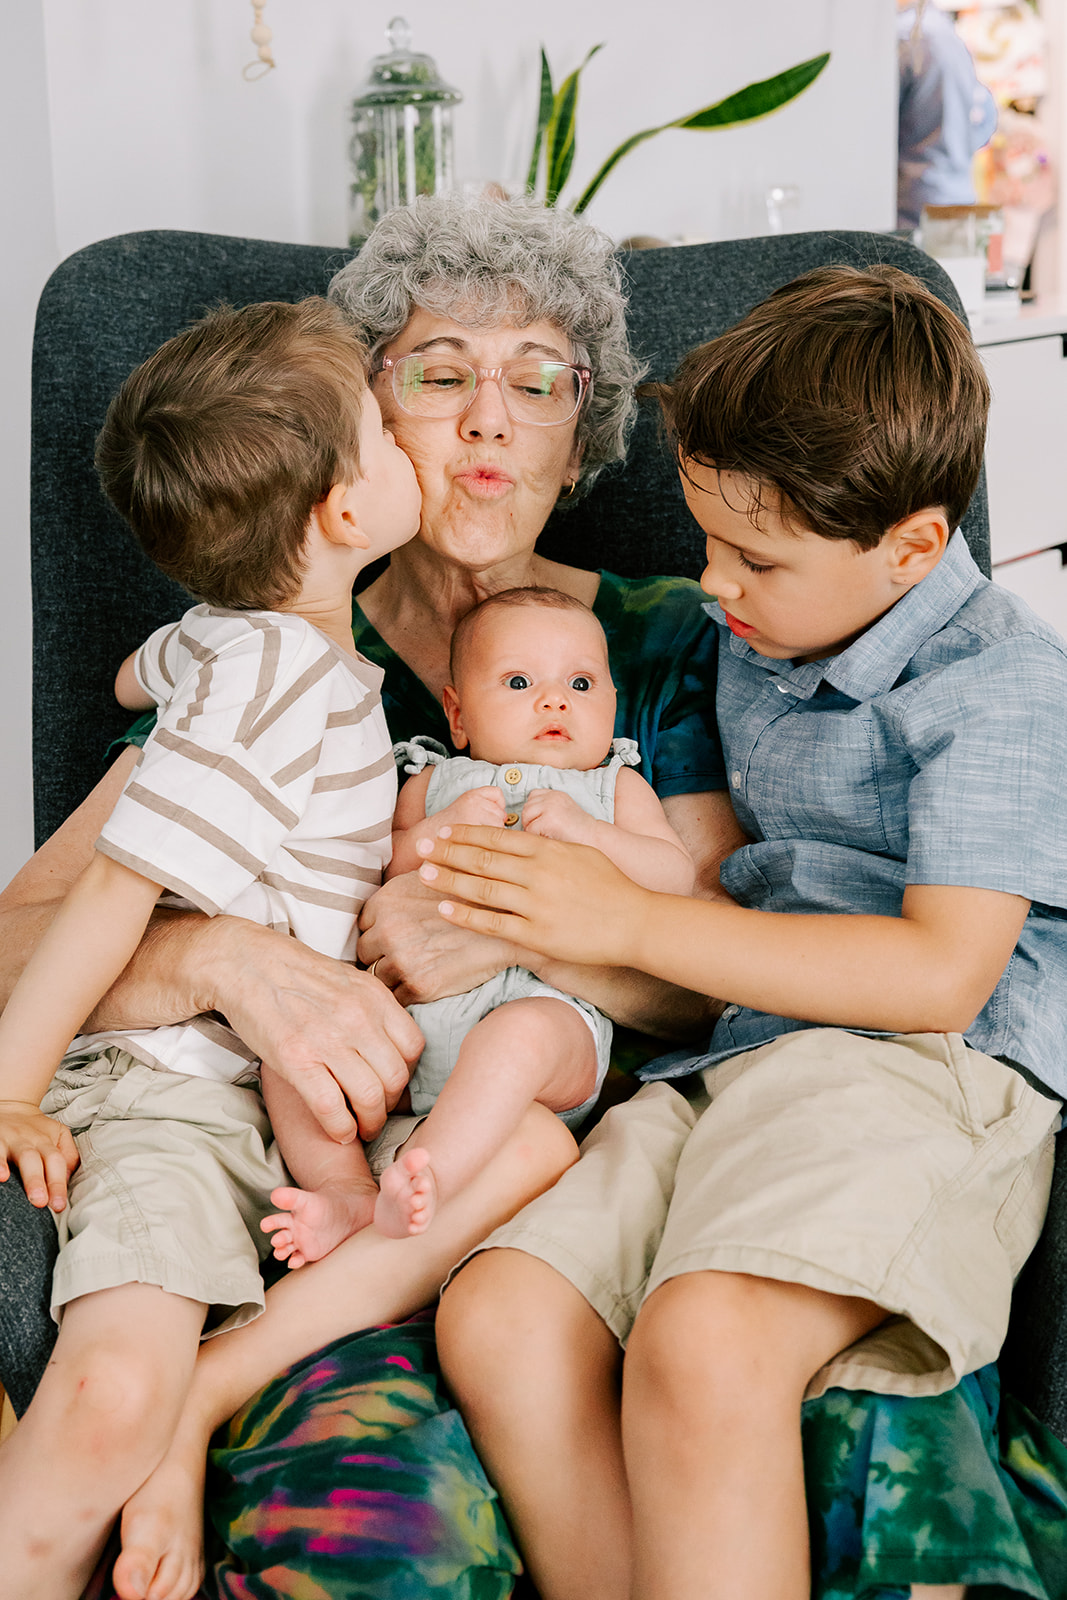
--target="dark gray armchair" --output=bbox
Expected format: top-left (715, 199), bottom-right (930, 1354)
top-left (32, 226), bottom-right (1060, 1439)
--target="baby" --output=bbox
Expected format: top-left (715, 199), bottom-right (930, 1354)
top-left (271, 585), bottom-right (696, 1248)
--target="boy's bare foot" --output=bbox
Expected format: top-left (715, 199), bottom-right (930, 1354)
top-left (262, 1180), bottom-right (378, 1269)
top-left (111, 1440), bottom-right (206, 1600)
top-left (374, 1147), bottom-right (438, 1237)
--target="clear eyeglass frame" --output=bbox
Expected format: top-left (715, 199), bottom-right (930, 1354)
top-left (377, 353), bottom-right (592, 426)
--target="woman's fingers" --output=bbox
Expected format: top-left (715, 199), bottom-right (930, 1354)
top-left (418, 825), bottom-right (647, 968)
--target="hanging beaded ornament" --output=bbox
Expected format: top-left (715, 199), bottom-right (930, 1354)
top-left (243, 0), bottom-right (275, 80)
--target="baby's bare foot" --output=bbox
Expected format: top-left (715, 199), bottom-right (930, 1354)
top-left (112, 1442), bottom-right (206, 1600)
top-left (374, 1147), bottom-right (438, 1238)
top-left (262, 1181), bottom-right (378, 1269)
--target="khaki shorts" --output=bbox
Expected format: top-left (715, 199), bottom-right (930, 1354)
top-left (363, 1112), bottom-right (427, 1178)
top-left (458, 1030), bottom-right (1060, 1399)
top-left (43, 1047), bottom-right (289, 1337)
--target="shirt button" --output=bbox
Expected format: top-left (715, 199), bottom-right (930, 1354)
top-left (775, 681), bottom-right (789, 693)
top-left (504, 768), bottom-right (522, 786)
top-left (731, 771), bottom-right (742, 788)
top-left (722, 1005), bottom-right (740, 1019)
top-left (504, 811), bottom-right (520, 827)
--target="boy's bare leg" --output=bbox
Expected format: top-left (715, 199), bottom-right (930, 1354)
top-left (259, 1068), bottom-right (379, 1268)
top-left (0, 1281), bottom-right (205, 1600)
top-left (113, 1105), bottom-right (577, 1600)
top-left (622, 1270), bottom-right (886, 1600)
top-left (376, 999), bottom-right (595, 1237)
top-left (437, 1248), bottom-right (632, 1600)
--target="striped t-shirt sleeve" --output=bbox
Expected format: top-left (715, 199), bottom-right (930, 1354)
top-left (98, 615), bottom-right (377, 916)
top-left (132, 620), bottom-right (184, 706)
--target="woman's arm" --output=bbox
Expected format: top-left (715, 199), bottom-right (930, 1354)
top-left (0, 749), bottom-right (423, 1143)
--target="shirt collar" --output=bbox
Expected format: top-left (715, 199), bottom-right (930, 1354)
top-left (704, 531), bottom-right (984, 701)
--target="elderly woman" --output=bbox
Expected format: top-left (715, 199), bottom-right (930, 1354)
top-left (0, 197), bottom-right (1057, 1600)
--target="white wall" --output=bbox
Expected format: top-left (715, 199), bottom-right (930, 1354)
top-left (2, 6), bottom-right (58, 889)
top-left (1, 0), bottom-right (896, 886)
top-left (43, 0), bottom-right (896, 253)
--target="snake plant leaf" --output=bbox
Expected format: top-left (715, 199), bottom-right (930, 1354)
top-left (572, 51), bottom-right (830, 215)
top-left (545, 43), bottom-right (604, 206)
top-left (525, 47), bottom-right (555, 195)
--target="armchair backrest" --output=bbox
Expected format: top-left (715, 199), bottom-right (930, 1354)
top-left (31, 227), bottom-right (988, 845)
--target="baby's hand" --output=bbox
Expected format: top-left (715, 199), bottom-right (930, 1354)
top-left (436, 786), bottom-right (507, 830)
top-left (522, 789), bottom-right (597, 845)
top-left (0, 1102), bottom-right (79, 1212)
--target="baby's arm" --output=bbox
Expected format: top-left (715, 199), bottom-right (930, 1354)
top-left (114, 649), bottom-right (156, 712)
top-left (389, 768), bottom-right (506, 879)
top-left (0, 851), bottom-right (162, 1209)
top-left (522, 768), bottom-right (695, 895)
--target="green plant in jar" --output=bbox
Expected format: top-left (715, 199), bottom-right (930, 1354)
top-left (348, 17), bottom-right (462, 244)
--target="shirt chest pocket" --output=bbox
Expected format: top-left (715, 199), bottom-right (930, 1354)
top-left (744, 706), bottom-right (892, 856)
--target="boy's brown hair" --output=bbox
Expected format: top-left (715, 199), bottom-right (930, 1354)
top-left (448, 587), bottom-right (606, 685)
top-left (95, 298), bottom-right (369, 608)
top-left (650, 264), bottom-right (990, 550)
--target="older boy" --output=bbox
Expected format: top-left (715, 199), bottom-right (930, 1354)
top-left (427, 265), bottom-right (1067, 1600)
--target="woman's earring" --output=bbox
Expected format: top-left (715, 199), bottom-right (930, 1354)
top-left (560, 481), bottom-right (577, 500)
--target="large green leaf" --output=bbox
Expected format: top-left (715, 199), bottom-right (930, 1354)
top-left (572, 51), bottom-right (830, 214)
top-left (525, 48), bottom-right (555, 195)
top-left (544, 43), bottom-right (604, 206)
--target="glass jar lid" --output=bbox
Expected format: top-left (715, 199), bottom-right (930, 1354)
top-left (351, 17), bottom-right (462, 108)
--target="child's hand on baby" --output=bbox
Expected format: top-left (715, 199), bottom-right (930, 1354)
top-left (440, 786), bottom-right (507, 829)
top-left (522, 789), bottom-right (597, 845)
top-left (0, 1103), bottom-right (80, 1211)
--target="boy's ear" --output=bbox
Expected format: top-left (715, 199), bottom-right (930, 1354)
top-left (885, 507), bottom-right (951, 589)
top-left (442, 684), bottom-right (470, 750)
top-left (313, 481), bottom-right (372, 550)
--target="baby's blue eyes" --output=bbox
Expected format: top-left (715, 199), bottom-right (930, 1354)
top-left (504, 674), bottom-right (593, 691)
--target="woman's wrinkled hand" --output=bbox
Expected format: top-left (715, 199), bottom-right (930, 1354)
top-left (357, 871), bottom-right (523, 1007)
top-left (416, 824), bottom-right (649, 969)
top-left (206, 919), bottom-right (424, 1144)
top-left (0, 1103), bottom-right (80, 1211)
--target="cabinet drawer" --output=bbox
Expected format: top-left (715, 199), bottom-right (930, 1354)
top-left (980, 335), bottom-right (1067, 564)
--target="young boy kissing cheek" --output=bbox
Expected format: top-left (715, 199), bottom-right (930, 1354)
top-left (680, 460), bottom-right (949, 665)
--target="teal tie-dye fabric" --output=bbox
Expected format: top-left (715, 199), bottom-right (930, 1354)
top-left (83, 1319), bottom-right (1067, 1599)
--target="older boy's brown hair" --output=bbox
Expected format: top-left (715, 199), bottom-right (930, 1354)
top-left (650, 264), bottom-right (990, 550)
top-left (95, 298), bottom-right (369, 608)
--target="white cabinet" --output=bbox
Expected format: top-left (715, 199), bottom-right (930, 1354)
top-left (975, 307), bottom-right (1067, 641)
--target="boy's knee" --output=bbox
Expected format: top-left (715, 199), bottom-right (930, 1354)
top-left (438, 1245), bottom-right (587, 1400)
top-left (627, 1272), bottom-right (808, 1410)
top-left (52, 1339), bottom-right (176, 1453)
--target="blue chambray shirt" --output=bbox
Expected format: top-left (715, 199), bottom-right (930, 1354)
top-left (642, 532), bottom-right (1067, 1096)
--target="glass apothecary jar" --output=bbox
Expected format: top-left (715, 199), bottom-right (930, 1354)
top-left (348, 17), bottom-right (462, 244)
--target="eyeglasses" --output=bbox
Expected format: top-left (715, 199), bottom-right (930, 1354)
top-left (377, 353), bottom-right (591, 427)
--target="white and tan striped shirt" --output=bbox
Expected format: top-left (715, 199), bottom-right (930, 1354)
top-left (71, 605), bottom-right (396, 1083)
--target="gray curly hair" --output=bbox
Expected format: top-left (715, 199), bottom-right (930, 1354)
top-left (327, 193), bottom-right (644, 496)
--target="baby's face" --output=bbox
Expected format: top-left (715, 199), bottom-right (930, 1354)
top-left (446, 606), bottom-right (617, 769)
